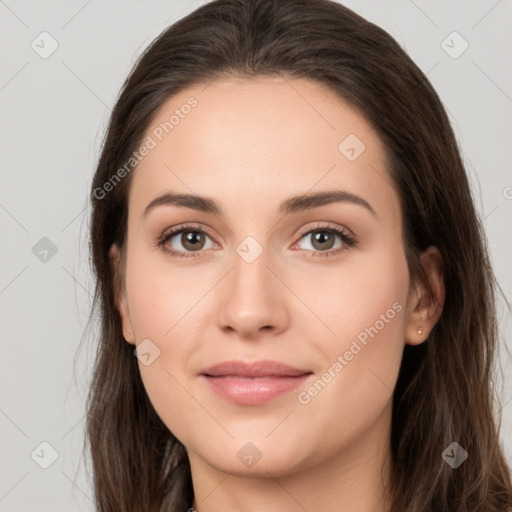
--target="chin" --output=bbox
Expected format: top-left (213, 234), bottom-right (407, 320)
top-left (186, 434), bottom-right (322, 478)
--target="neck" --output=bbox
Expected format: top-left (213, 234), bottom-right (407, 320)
top-left (188, 402), bottom-right (393, 512)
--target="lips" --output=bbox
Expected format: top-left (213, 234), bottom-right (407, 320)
top-left (201, 360), bottom-right (311, 378)
top-left (200, 360), bottom-right (313, 405)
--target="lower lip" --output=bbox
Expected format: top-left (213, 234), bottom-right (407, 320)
top-left (201, 374), bottom-right (311, 405)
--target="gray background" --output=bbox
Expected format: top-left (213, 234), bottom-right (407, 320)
top-left (1, 0), bottom-right (511, 510)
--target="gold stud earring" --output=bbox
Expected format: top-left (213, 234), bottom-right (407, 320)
top-left (417, 326), bottom-right (423, 336)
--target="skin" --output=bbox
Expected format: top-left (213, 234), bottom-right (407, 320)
top-left (111, 76), bottom-right (445, 512)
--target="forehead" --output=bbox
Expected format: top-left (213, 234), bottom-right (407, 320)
top-left (128, 76), bottom-right (399, 223)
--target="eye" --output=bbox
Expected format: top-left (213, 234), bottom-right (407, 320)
top-left (293, 223), bottom-right (356, 257)
top-left (157, 224), bottom-right (216, 258)
top-left (157, 222), bottom-right (356, 259)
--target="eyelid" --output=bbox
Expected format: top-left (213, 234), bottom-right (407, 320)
top-left (294, 221), bottom-right (354, 241)
top-left (157, 223), bottom-right (216, 244)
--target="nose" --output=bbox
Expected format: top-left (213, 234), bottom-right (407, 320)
top-left (216, 245), bottom-right (289, 339)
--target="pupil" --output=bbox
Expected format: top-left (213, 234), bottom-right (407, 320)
top-left (313, 231), bottom-right (334, 250)
top-left (183, 231), bottom-right (203, 250)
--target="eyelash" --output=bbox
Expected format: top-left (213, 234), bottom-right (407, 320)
top-left (156, 222), bottom-right (357, 259)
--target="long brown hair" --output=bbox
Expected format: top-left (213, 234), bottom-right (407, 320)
top-left (83, 0), bottom-right (512, 510)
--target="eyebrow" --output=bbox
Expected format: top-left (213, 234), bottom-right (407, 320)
top-left (143, 190), bottom-right (377, 218)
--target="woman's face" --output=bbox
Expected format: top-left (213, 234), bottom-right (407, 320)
top-left (114, 76), bottom-right (419, 477)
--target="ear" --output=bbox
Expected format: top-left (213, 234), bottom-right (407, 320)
top-left (404, 245), bottom-right (445, 346)
top-left (109, 244), bottom-right (135, 345)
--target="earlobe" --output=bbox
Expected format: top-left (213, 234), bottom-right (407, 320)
top-left (404, 245), bottom-right (445, 346)
top-left (109, 244), bottom-right (135, 345)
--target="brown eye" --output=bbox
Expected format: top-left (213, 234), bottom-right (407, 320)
top-left (309, 230), bottom-right (336, 251)
top-left (180, 231), bottom-right (206, 251)
top-left (296, 229), bottom-right (345, 252)
top-left (159, 227), bottom-right (215, 257)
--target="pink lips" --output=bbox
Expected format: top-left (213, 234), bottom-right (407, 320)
top-left (200, 360), bottom-right (313, 405)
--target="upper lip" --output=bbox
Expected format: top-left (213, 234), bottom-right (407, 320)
top-left (200, 360), bottom-right (312, 378)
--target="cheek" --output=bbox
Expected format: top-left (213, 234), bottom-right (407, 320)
top-left (124, 243), bottom-right (209, 342)
top-left (294, 238), bottom-right (409, 355)
top-left (299, 244), bottom-right (409, 429)
top-left (123, 249), bottom-right (216, 437)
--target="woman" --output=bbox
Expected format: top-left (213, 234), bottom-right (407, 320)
top-left (85, 0), bottom-right (512, 510)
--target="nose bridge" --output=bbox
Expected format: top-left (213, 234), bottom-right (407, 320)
top-left (232, 241), bottom-right (271, 298)
top-left (216, 237), bottom-right (287, 336)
